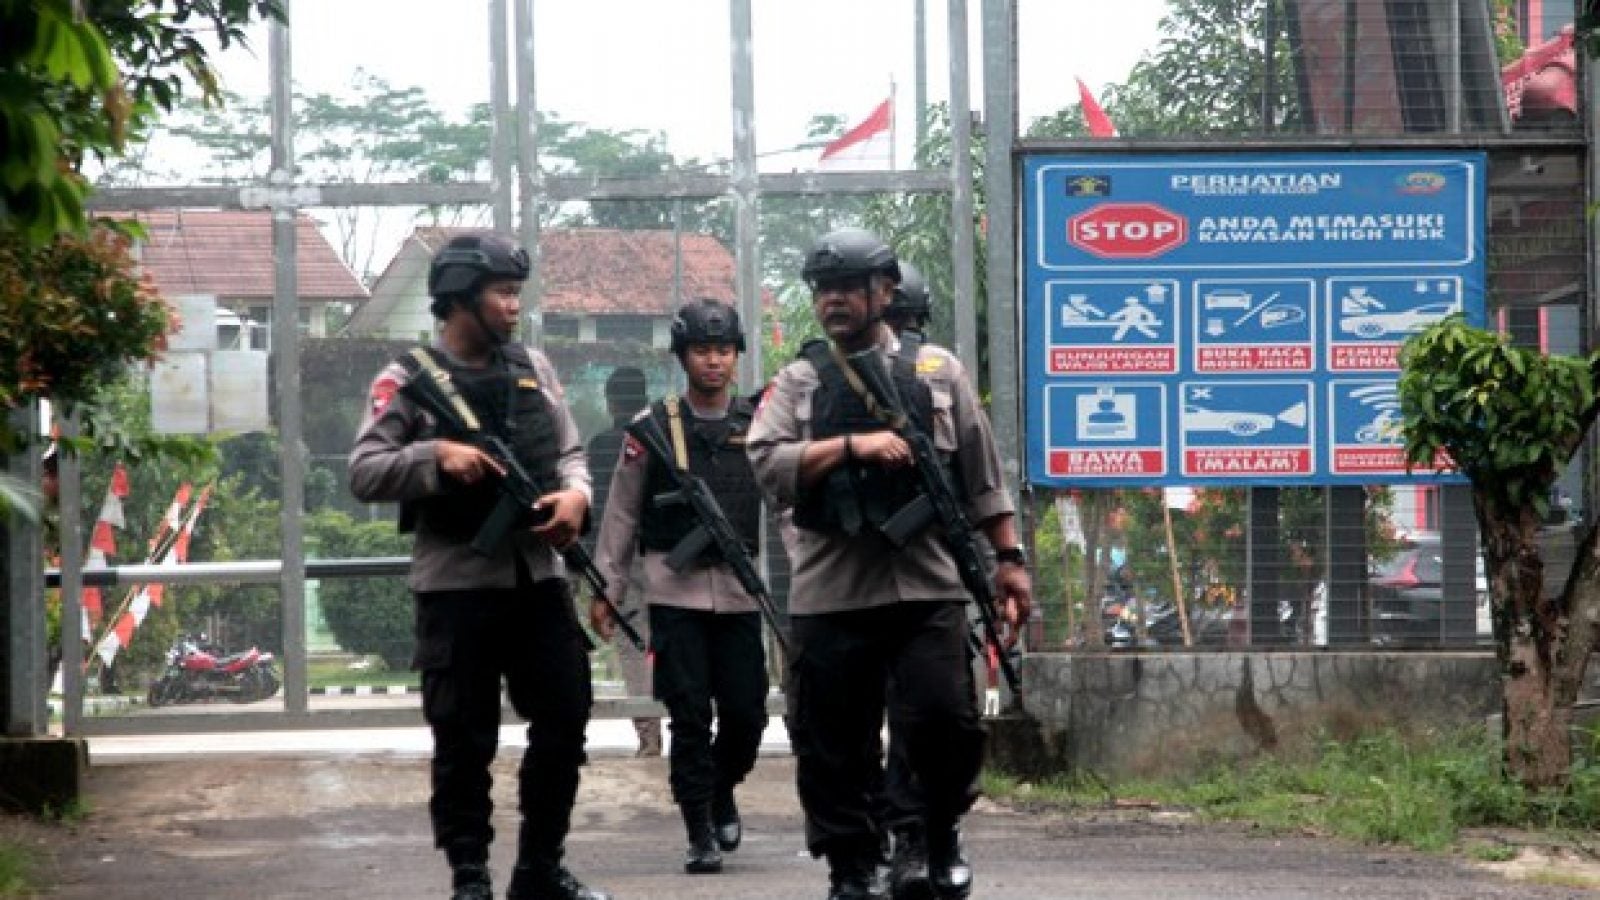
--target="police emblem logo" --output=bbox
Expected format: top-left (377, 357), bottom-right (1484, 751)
top-left (1067, 175), bottom-right (1111, 197)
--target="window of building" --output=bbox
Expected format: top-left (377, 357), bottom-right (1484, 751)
top-left (545, 315), bottom-right (581, 340)
top-left (595, 315), bottom-right (655, 345)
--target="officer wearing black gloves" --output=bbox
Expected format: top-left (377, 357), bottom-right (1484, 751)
top-left (748, 229), bottom-right (1033, 900)
top-left (348, 232), bottom-right (611, 900)
top-left (589, 298), bottom-right (770, 877)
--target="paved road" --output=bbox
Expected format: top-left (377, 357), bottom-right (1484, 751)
top-left (30, 724), bottom-right (1591, 899)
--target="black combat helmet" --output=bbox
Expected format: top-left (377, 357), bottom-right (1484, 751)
top-left (670, 298), bottom-right (746, 354)
top-left (887, 259), bottom-right (931, 320)
top-left (801, 227), bottom-right (900, 289)
top-left (427, 232), bottom-right (531, 318)
top-left (604, 366), bottom-right (649, 402)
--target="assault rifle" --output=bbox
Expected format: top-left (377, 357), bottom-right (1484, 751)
top-left (843, 349), bottom-right (1023, 699)
top-left (627, 416), bottom-right (792, 659)
top-left (399, 369), bottom-right (646, 652)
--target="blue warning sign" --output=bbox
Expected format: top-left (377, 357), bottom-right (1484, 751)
top-left (1021, 150), bottom-right (1485, 487)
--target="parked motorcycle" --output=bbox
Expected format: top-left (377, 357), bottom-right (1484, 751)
top-left (146, 634), bottom-right (280, 707)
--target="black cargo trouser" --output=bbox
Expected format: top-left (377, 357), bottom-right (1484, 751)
top-left (790, 600), bottom-right (984, 859)
top-left (649, 605), bottom-right (769, 808)
top-left (416, 567), bottom-right (593, 865)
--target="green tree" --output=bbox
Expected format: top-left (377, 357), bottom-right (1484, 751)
top-left (1107, 0), bottom-right (1301, 137)
top-left (307, 509), bottom-right (412, 669)
top-left (1, 0), bottom-right (282, 243)
top-left (1399, 318), bottom-right (1600, 789)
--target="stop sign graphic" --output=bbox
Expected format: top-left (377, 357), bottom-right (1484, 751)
top-left (1067, 202), bottom-right (1188, 259)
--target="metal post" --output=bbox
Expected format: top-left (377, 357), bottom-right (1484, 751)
top-left (948, 0), bottom-right (978, 370)
top-left (489, 0), bottom-right (514, 233)
top-left (269, 8), bottom-right (308, 716)
top-left (1342, 0), bottom-right (1358, 133)
top-left (1326, 486), bottom-right (1367, 645)
top-left (672, 199), bottom-right (684, 308)
top-left (982, 0), bottom-right (1020, 493)
top-left (1445, 0), bottom-right (1463, 134)
top-left (1248, 488), bottom-right (1285, 646)
top-left (730, 0), bottom-right (763, 392)
top-left (1262, 0), bottom-right (1277, 133)
top-left (3, 405), bottom-right (46, 736)
top-left (514, 0), bottom-right (543, 349)
top-left (56, 412), bottom-right (83, 734)
top-left (1440, 485), bottom-right (1476, 645)
top-left (914, 0), bottom-right (928, 154)
top-left (1588, 38), bottom-right (1600, 527)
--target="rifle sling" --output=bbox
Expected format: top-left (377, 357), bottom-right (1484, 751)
top-left (827, 343), bottom-right (908, 431)
top-left (406, 348), bottom-right (483, 433)
top-left (662, 394), bottom-right (692, 472)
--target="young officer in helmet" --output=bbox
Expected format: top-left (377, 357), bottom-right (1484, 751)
top-left (747, 229), bottom-right (1033, 900)
top-left (348, 232), bottom-right (611, 900)
top-left (589, 297), bottom-right (771, 877)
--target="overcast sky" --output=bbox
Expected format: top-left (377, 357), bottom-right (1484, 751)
top-left (212, 0), bottom-right (1169, 167)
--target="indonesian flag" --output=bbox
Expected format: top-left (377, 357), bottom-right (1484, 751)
top-left (91, 481), bottom-right (202, 669)
top-left (819, 98), bottom-right (892, 171)
top-left (1076, 77), bottom-right (1118, 138)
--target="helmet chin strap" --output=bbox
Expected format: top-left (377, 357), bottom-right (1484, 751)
top-left (468, 296), bottom-right (512, 347)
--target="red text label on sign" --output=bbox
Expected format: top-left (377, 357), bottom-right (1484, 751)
top-left (1050, 449), bottom-right (1166, 477)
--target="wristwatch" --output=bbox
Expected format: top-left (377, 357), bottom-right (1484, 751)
top-left (994, 545), bottom-right (1028, 567)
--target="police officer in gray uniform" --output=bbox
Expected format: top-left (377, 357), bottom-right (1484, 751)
top-left (348, 232), bottom-right (611, 900)
top-left (590, 298), bottom-right (770, 877)
top-left (585, 366), bottom-right (663, 758)
top-left (748, 229), bottom-right (1032, 900)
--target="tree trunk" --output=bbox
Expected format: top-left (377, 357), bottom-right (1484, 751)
top-left (1479, 490), bottom-right (1599, 790)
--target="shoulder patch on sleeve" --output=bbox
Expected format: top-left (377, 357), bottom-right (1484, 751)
top-left (622, 433), bottom-right (646, 464)
top-left (369, 373), bottom-right (401, 416)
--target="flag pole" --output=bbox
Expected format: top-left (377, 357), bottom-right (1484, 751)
top-left (888, 78), bottom-right (898, 170)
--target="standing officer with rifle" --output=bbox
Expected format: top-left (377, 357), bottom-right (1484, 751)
top-left (748, 229), bottom-right (1032, 900)
top-left (348, 232), bottom-right (611, 900)
top-left (589, 297), bottom-right (776, 878)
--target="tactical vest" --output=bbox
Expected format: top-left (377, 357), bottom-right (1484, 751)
top-left (791, 336), bottom-right (940, 536)
top-left (634, 395), bottom-right (763, 561)
top-left (399, 344), bottom-right (561, 538)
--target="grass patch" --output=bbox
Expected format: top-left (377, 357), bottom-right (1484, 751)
top-left (0, 839), bottom-right (33, 896)
top-left (1465, 843), bottom-right (1519, 862)
top-left (306, 656), bottom-right (417, 690)
top-left (985, 726), bottom-right (1600, 854)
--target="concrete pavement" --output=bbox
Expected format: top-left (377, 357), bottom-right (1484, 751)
top-left (28, 718), bottom-right (1591, 899)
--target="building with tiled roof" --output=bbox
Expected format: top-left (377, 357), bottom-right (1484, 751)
top-left (110, 209), bottom-right (369, 350)
top-left (347, 226), bottom-right (737, 347)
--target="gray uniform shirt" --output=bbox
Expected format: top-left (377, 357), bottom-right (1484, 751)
top-left (591, 400), bottom-right (762, 614)
top-left (347, 344), bottom-right (591, 592)
top-left (746, 332), bottom-right (1014, 615)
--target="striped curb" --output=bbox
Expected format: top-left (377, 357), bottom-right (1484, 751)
top-left (309, 684), bottom-right (421, 696)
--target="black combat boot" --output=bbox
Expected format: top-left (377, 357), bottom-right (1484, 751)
top-left (887, 824), bottom-right (933, 900)
top-left (826, 843), bottom-right (889, 900)
top-left (712, 788), bottom-right (742, 851)
top-left (505, 859), bottom-right (612, 900)
top-left (681, 804), bottom-right (724, 874)
top-left (449, 862), bottom-right (493, 900)
top-left (927, 824), bottom-right (972, 899)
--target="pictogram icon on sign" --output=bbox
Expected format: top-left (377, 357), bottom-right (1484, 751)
top-left (1067, 202), bottom-right (1188, 259)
